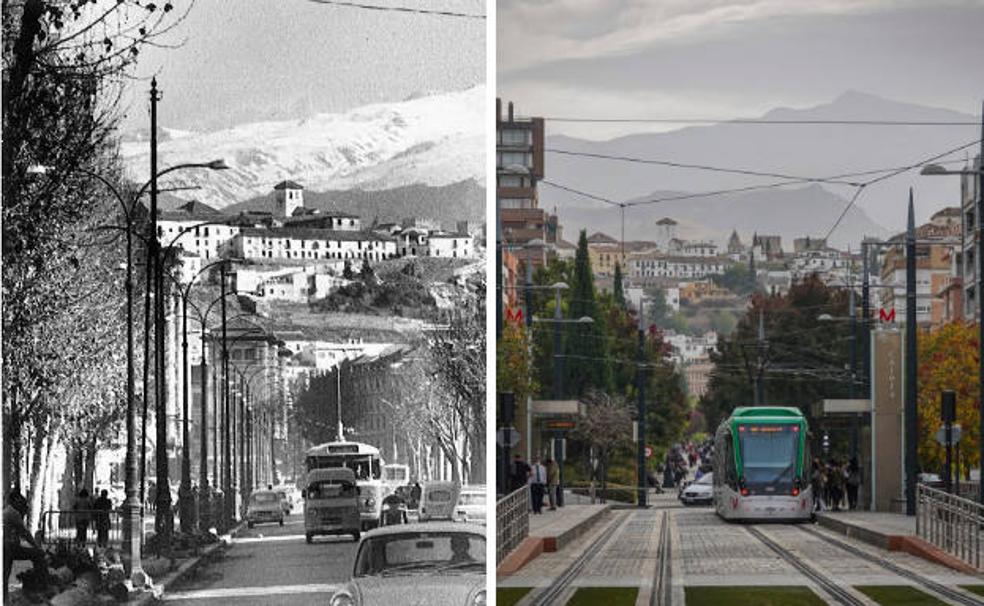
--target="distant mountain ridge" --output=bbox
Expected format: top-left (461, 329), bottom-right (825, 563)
top-left (120, 86), bottom-right (485, 209)
top-left (559, 184), bottom-right (889, 250)
top-left (545, 91), bottom-right (977, 237)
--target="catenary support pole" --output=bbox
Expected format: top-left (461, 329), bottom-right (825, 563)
top-left (637, 301), bottom-right (647, 507)
top-left (904, 190), bottom-right (918, 516)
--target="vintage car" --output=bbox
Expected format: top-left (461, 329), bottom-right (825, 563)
top-left (418, 481), bottom-right (460, 523)
top-left (304, 468), bottom-right (361, 543)
top-left (246, 490), bottom-right (285, 528)
top-left (329, 522), bottom-right (486, 606)
top-left (455, 485), bottom-right (486, 525)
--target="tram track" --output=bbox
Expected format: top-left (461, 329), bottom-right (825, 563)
top-left (799, 526), bottom-right (984, 606)
top-left (650, 510), bottom-right (673, 606)
top-left (529, 510), bottom-right (631, 606)
top-left (745, 525), bottom-right (867, 606)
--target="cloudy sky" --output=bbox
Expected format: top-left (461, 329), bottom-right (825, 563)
top-left (498, 0), bottom-right (984, 140)
top-left (122, 0), bottom-right (485, 132)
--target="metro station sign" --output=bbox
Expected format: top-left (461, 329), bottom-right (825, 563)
top-left (879, 308), bottom-right (896, 323)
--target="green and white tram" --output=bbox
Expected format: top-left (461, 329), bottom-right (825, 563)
top-left (713, 406), bottom-right (813, 521)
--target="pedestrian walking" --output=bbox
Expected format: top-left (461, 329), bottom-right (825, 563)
top-left (846, 458), bottom-right (861, 510)
top-left (511, 454), bottom-right (530, 492)
top-left (3, 491), bottom-right (48, 598)
top-left (545, 458), bottom-right (560, 510)
top-left (529, 457), bottom-right (547, 514)
top-left (93, 489), bottom-right (113, 548)
top-left (828, 459), bottom-right (844, 511)
top-left (410, 482), bottom-right (422, 509)
top-left (72, 489), bottom-right (93, 545)
top-left (811, 458), bottom-right (824, 512)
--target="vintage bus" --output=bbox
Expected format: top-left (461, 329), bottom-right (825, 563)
top-left (305, 441), bottom-right (388, 530)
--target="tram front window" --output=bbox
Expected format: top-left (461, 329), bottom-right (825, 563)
top-left (738, 425), bottom-right (798, 493)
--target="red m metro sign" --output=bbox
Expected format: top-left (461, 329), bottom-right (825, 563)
top-left (879, 308), bottom-right (896, 323)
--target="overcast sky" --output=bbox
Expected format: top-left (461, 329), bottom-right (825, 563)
top-left (122, 0), bottom-right (485, 132)
top-left (498, 0), bottom-right (984, 140)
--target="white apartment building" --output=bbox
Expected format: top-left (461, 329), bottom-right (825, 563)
top-left (664, 330), bottom-right (719, 364)
top-left (428, 232), bottom-right (475, 258)
top-left (679, 241), bottom-right (719, 258)
top-left (158, 201), bottom-right (240, 262)
top-left (229, 227), bottom-right (397, 262)
top-left (628, 253), bottom-right (728, 280)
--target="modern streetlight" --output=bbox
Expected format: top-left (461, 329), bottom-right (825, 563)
top-left (921, 136), bottom-right (984, 505)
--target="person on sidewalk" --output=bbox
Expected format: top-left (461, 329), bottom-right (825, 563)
top-left (828, 459), bottom-right (844, 512)
top-left (545, 458), bottom-right (559, 510)
top-left (811, 458), bottom-right (824, 512)
top-left (93, 489), bottom-right (113, 548)
top-left (3, 491), bottom-right (48, 598)
top-left (529, 457), bottom-right (547, 514)
top-left (72, 489), bottom-right (93, 545)
top-left (846, 458), bottom-right (861, 510)
top-left (511, 454), bottom-right (530, 493)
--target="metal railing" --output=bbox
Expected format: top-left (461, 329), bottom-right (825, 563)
top-left (916, 483), bottom-right (984, 570)
top-left (37, 510), bottom-right (130, 547)
top-left (496, 484), bottom-right (530, 564)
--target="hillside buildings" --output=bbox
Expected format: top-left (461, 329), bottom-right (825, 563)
top-left (878, 207), bottom-right (961, 326)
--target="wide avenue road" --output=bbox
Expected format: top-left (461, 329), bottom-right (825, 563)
top-left (161, 513), bottom-right (358, 605)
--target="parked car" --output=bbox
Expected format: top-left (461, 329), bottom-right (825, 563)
top-left (418, 481), bottom-right (460, 523)
top-left (455, 485), bottom-right (486, 525)
top-left (246, 490), bottom-right (285, 528)
top-left (679, 473), bottom-right (713, 506)
top-left (918, 473), bottom-right (945, 489)
top-left (329, 522), bottom-right (485, 606)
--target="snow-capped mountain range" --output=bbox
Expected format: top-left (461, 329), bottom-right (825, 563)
top-left (121, 86), bottom-right (485, 208)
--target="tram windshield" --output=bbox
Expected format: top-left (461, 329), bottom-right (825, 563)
top-left (738, 424), bottom-right (798, 490)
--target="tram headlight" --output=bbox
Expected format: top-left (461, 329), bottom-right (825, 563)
top-left (791, 487), bottom-right (800, 496)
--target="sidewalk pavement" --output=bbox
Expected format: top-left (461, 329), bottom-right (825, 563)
top-left (497, 490), bottom-right (612, 577)
top-left (816, 510), bottom-right (980, 574)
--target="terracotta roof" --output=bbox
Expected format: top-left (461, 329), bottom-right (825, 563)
top-left (587, 232), bottom-right (618, 244)
top-left (240, 227), bottom-right (393, 242)
top-left (273, 180), bottom-right (304, 190)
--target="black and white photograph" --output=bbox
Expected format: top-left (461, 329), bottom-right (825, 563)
top-left (3, 0), bottom-right (487, 604)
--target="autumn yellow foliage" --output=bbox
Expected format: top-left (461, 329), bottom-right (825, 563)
top-left (917, 322), bottom-right (981, 478)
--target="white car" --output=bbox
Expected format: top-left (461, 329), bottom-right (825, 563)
top-left (329, 522), bottom-right (486, 606)
top-left (680, 473), bottom-right (713, 505)
top-left (455, 486), bottom-right (486, 525)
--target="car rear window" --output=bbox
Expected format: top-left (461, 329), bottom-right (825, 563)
top-left (251, 493), bottom-right (278, 504)
top-left (427, 490), bottom-right (452, 502)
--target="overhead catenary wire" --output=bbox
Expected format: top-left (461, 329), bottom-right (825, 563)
top-left (823, 137), bottom-right (983, 240)
top-left (544, 116), bottom-right (980, 126)
top-left (308, 0), bottom-right (485, 18)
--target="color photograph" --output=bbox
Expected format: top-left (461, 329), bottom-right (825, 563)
top-left (495, 1), bottom-right (984, 604)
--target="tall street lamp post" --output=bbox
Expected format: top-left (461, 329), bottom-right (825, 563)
top-left (173, 260), bottom-right (227, 533)
top-left (921, 121), bottom-right (984, 505)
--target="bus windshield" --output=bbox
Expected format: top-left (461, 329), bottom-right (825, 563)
top-left (308, 455), bottom-right (381, 480)
top-left (738, 424), bottom-right (799, 491)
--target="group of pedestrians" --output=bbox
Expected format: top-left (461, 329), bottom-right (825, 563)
top-left (510, 454), bottom-right (560, 514)
top-left (71, 488), bottom-right (116, 547)
top-left (810, 457), bottom-right (862, 512)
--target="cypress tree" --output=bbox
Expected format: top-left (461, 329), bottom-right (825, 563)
top-left (563, 230), bottom-right (612, 396)
top-left (613, 262), bottom-right (626, 309)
